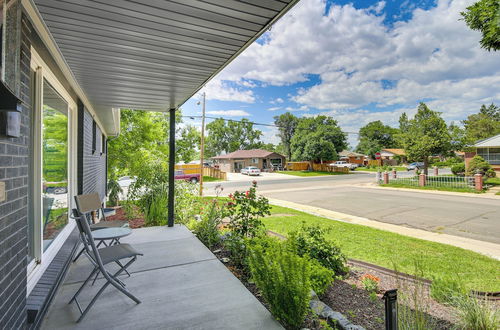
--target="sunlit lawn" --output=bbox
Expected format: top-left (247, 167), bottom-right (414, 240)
top-left (203, 176), bottom-right (224, 182)
top-left (277, 171), bottom-right (349, 177)
top-left (263, 205), bottom-right (500, 292)
top-left (355, 166), bottom-right (407, 172)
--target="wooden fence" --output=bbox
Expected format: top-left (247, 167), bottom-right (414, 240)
top-left (286, 162), bottom-right (310, 171)
top-left (311, 163), bottom-right (349, 173)
top-left (175, 164), bottom-right (227, 180)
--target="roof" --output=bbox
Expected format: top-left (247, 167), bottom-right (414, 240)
top-left (339, 150), bottom-right (366, 157)
top-left (381, 148), bottom-right (406, 156)
top-left (212, 149), bottom-right (285, 159)
top-left (30, 0), bottom-right (299, 135)
top-left (474, 134), bottom-right (500, 148)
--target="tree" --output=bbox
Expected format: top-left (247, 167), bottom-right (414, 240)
top-left (290, 116), bottom-right (347, 162)
top-left (355, 120), bottom-right (400, 158)
top-left (461, 0), bottom-right (500, 51)
top-left (274, 112), bottom-right (299, 161)
top-left (177, 125), bottom-right (200, 163)
top-left (462, 103), bottom-right (500, 142)
top-left (205, 118), bottom-right (263, 157)
top-left (399, 103), bottom-right (452, 174)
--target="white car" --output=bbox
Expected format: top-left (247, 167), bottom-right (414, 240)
top-left (329, 161), bottom-right (357, 170)
top-left (117, 176), bottom-right (136, 187)
top-left (241, 166), bottom-right (261, 176)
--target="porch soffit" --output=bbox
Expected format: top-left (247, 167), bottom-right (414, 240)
top-left (30, 0), bottom-right (299, 135)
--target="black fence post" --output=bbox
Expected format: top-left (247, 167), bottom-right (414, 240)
top-left (167, 108), bottom-right (176, 227)
top-left (383, 289), bottom-right (398, 330)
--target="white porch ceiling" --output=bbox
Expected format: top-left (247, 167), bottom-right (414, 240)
top-left (31, 0), bottom-right (299, 134)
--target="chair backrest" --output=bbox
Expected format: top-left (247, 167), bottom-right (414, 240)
top-left (74, 193), bottom-right (106, 223)
top-left (73, 208), bottom-right (106, 271)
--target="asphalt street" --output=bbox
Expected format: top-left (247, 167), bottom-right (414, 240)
top-left (205, 172), bottom-right (500, 245)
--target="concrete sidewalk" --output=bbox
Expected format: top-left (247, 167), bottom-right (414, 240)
top-left (269, 198), bottom-right (500, 260)
top-left (42, 226), bottom-right (281, 330)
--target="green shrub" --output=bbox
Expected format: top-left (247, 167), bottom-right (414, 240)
top-left (226, 182), bottom-right (271, 238)
top-left (107, 177), bottom-right (123, 206)
top-left (223, 233), bottom-right (281, 271)
top-left (452, 295), bottom-right (499, 330)
top-left (430, 274), bottom-right (467, 305)
top-left (309, 258), bottom-right (334, 295)
top-left (288, 223), bottom-right (348, 275)
top-left (468, 155), bottom-right (496, 178)
top-left (191, 198), bottom-right (225, 249)
top-left (451, 163), bottom-right (466, 176)
top-left (248, 244), bottom-right (311, 329)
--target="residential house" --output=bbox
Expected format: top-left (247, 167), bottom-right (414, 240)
top-left (465, 134), bottom-right (500, 172)
top-left (338, 150), bottom-right (367, 165)
top-left (212, 149), bottom-right (286, 173)
top-left (0, 0), bottom-right (297, 328)
top-left (379, 148), bottom-right (407, 165)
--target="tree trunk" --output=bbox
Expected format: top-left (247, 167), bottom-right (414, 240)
top-left (423, 156), bottom-right (429, 175)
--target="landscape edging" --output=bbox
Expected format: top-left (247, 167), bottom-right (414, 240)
top-left (309, 291), bottom-right (366, 330)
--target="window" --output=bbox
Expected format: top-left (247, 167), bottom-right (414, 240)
top-left (92, 120), bottom-right (97, 153)
top-left (252, 158), bottom-right (259, 164)
top-left (101, 133), bottom-right (106, 154)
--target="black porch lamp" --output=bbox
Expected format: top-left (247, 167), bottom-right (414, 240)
top-left (0, 79), bottom-right (23, 138)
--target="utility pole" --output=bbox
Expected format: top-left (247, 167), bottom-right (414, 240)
top-left (199, 92), bottom-right (206, 196)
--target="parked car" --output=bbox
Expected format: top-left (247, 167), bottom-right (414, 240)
top-left (175, 170), bottom-right (200, 183)
top-left (406, 162), bottom-right (424, 171)
top-left (241, 166), bottom-right (261, 176)
top-left (329, 161), bottom-right (357, 170)
top-left (117, 176), bottom-right (135, 187)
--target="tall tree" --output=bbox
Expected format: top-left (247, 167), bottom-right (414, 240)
top-left (461, 0), bottom-right (500, 51)
top-left (462, 103), bottom-right (500, 142)
top-left (399, 103), bottom-right (451, 174)
top-left (355, 120), bottom-right (400, 158)
top-left (274, 112), bottom-right (299, 161)
top-left (205, 118), bottom-right (263, 157)
top-left (290, 116), bottom-right (347, 162)
top-left (177, 125), bottom-right (200, 163)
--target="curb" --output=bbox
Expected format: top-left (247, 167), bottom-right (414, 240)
top-left (268, 198), bottom-right (500, 260)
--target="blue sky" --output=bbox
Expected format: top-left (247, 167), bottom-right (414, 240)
top-left (181, 0), bottom-right (500, 149)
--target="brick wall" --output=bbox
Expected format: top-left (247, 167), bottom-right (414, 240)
top-left (77, 102), bottom-right (107, 201)
top-left (0, 14), bottom-right (32, 329)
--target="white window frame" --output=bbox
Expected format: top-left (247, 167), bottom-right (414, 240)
top-left (27, 48), bottom-right (78, 295)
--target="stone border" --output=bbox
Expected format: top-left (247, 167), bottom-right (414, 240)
top-left (309, 291), bottom-right (365, 330)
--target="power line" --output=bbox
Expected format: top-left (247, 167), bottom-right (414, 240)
top-left (182, 115), bottom-right (360, 135)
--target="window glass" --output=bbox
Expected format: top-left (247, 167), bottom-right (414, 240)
top-left (42, 79), bottom-right (69, 251)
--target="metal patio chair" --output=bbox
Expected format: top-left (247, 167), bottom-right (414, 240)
top-left (69, 210), bottom-right (143, 322)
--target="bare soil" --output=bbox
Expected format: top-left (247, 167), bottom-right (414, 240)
top-left (105, 206), bottom-right (145, 228)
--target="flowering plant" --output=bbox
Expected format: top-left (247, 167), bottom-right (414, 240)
top-left (226, 181), bottom-right (270, 238)
top-left (360, 274), bottom-right (380, 293)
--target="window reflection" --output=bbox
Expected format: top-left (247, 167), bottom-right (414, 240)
top-left (42, 80), bottom-right (69, 251)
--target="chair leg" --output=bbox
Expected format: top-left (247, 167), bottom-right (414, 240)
top-left (115, 260), bottom-right (131, 277)
top-left (74, 257), bottom-right (140, 322)
top-left (69, 267), bottom-right (99, 305)
top-left (72, 246), bottom-right (85, 262)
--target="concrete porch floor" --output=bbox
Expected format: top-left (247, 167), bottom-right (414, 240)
top-left (42, 225), bottom-right (282, 330)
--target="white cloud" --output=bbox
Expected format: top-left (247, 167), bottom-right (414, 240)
top-left (201, 79), bottom-right (255, 103)
top-left (285, 105), bottom-right (309, 112)
top-left (215, 0), bottom-right (499, 123)
top-left (270, 97), bottom-right (285, 104)
top-left (206, 110), bottom-right (250, 117)
top-left (261, 126), bottom-right (281, 145)
top-left (267, 107), bottom-right (282, 111)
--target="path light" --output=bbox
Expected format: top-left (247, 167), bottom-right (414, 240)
top-left (383, 289), bottom-right (398, 330)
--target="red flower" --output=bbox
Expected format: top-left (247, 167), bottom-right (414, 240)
top-left (245, 191), bottom-right (249, 197)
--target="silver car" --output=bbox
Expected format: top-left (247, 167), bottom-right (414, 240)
top-left (241, 166), bottom-right (261, 176)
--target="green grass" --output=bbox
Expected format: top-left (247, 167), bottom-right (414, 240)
top-left (380, 183), bottom-right (481, 193)
top-left (44, 182), bottom-right (67, 188)
top-left (203, 176), bottom-right (223, 182)
top-left (355, 166), bottom-right (407, 172)
top-left (277, 170), bottom-right (349, 177)
top-left (263, 205), bottom-right (500, 292)
top-left (485, 177), bottom-right (500, 186)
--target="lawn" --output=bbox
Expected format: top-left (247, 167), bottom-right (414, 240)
top-left (485, 177), bottom-right (500, 186)
top-left (203, 176), bottom-right (223, 182)
top-left (262, 205), bottom-right (500, 292)
top-left (355, 166), bottom-right (407, 172)
top-left (277, 170), bottom-right (349, 177)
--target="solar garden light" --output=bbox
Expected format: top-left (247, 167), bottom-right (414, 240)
top-left (383, 289), bottom-right (398, 330)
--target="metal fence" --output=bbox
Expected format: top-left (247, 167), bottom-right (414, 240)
top-left (377, 172), bottom-right (476, 190)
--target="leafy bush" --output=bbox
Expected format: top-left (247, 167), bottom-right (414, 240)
top-left (360, 274), bottom-right (380, 293)
top-left (452, 295), bottom-right (499, 330)
top-left (288, 223), bottom-right (348, 275)
top-left (430, 274), bottom-right (467, 305)
top-left (226, 182), bottom-right (271, 238)
top-left (191, 198), bottom-right (226, 249)
top-left (248, 244), bottom-right (311, 329)
top-left (468, 155), bottom-right (496, 178)
top-left (107, 177), bottom-right (123, 206)
top-left (309, 258), bottom-right (334, 295)
top-left (223, 233), bottom-right (280, 271)
top-left (451, 163), bottom-right (466, 176)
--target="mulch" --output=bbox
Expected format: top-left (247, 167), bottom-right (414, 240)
top-left (105, 206), bottom-right (145, 228)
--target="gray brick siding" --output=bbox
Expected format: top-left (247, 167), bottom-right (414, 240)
top-left (78, 103), bottom-right (107, 201)
top-left (0, 14), bottom-right (32, 329)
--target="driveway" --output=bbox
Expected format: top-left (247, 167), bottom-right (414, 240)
top-left (225, 172), bottom-right (302, 182)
